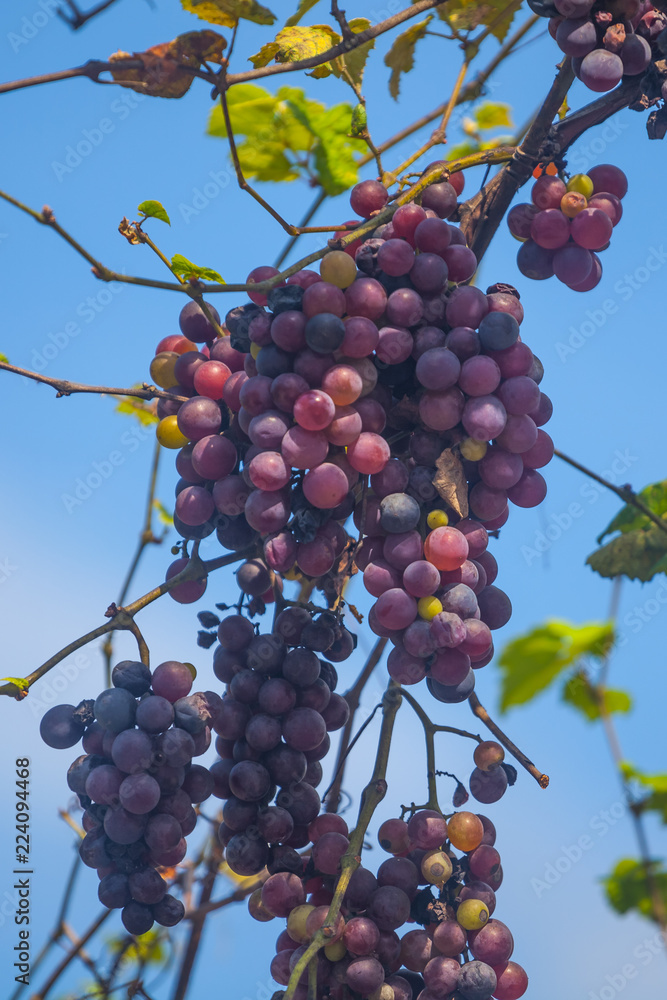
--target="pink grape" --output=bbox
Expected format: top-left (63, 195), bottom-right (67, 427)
top-left (347, 433), bottom-right (390, 474)
top-left (293, 390), bottom-right (336, 431)
top-left (281, 426), bottom-right (328, 470)
top-left (341, 315), bottom-right (380, 357)
top-left (303, 463), bottom-right (349, 509)
top-left (458, 356), bottom-right (501, 396)
top-left (374, 589), bottom-right (418, 629)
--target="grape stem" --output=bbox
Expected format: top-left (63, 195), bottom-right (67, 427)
top-left (283, 681), bottom-right (403, 1000)
top-left (400, 687), bottom-right (483, 811)
top-left (0, 546), bottom-right (258, 699)
top-left (325, 636), bottom-right (388, 813)
top-left (29, 908), bottom-right (112, 1000)
top-left (0, 359), bottom-right (190, 405)
top-left (554, 449), bottom-right (667, 538)
top-left (468, 692), bottom-right (550, 788)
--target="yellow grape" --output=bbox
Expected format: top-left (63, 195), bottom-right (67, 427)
top-left (418, 596), bottom-right (443, 621)
top-left (421, 849), bottom-right (453, 886)
top-left (250, 341), bottom-right (261, 359)
top-left (320, 250), bottom-right (358, 289)
top-left (149, 351), bottom-right (179, 389)
top-left (325, 940), bottom-right (347, 961)
top-left (457, 898), bottom-right (489, 930)
top-left (156, 415), bottom-right (189, 449)
top-left (427, 509), bottom-right (449, 529)
top-left (566, 173), bottom-right (594, 197)
top-left (447, 811), bottom-right (484, 852)
top-left (560, 191), bottom-right (587, 218)
top-left (286, 904), bottom-right (315, 944)
top-left (460, 438), bottom-right (487, 461)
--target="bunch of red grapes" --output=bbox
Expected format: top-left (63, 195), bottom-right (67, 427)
top-left (38, 659), bottom-right (218, 934)
top-left (529, 0), bottom-right (661, 93)
top-left (259, 794), bottom-right (527, 1000)
top-left (509, 163), bottom-right (628, 290)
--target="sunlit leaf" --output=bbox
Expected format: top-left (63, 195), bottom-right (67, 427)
top-left (249, 24), bottom-right (340, 78)
top-left (384, 16), bottom-right (432, 100)
top-left (602, 858), bottom-right (667, 920)
top-left (138, 200), bottom-right (171, 225)
top-left (561, 671), bottom-right (632, 722)
top-left (587, 524), bottom-right (667, 582)
top-left (181, 0), bottom-right (275, 27)
top-left (115, 391), bottom-right (158, 426)
top-left (153, 499), bottom-right (173, 526)
top-left (0, 353), bottom-right (9, 364)
top-left (332, 18), bottom-right (375, 89)
top-left (474, 101), bottom-right (513, 130)
top-left (170, 254), bottom-right (224, 283)
top-left (597, 481), bottom-right (667, 541)
top-left (498, 619), bottom-right (615, 711)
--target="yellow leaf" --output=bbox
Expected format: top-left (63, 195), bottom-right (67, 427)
top-left (181, 0), bottom-right (275, 27)
top-left (115, 391), bottom-right (158, 426)
top-left (249, 24), bottom-right (341, 78)
top-left (474, 101), bottom-right (513, 131)
top-left (332, 17), bottom-right (375, 89)
top-left (384, 17), bottom-right (432, 100)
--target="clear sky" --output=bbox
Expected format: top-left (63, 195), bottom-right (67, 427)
top-left (0, 2), bottom-right (666, 999)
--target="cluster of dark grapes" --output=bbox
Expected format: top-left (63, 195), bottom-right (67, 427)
top-left (529, 0), bottom-right (659, 92)
top-left (254, 798), bottom-right (527, 1000)
top-left (510, 164), bottom-right (628, 290)
top-left (38, 659), bottom-right (218, 933)
top-left (209, 607), bottom-right (352, 877)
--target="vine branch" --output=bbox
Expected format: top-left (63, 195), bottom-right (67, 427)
top-left (468, 692), bottom-right (550, 788)
top-left (0, 360), bottom-right (189, 404)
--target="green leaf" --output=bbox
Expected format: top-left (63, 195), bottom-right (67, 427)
top-left (498, 619), bottom-right (615, 712)
top-left (249, 24), bottom-right (340, 78)
top-left (561, 671), bottom-right (632, 722)
top-left (474, 102), bottom-right (513, 131)
top-left (153, 499), bottom-right (173, 526)
top-left (333, 18), bottom-right (375, 89)
top-left (137, 200), bottom-right (171, 225)
top-left (439, 0), bottom-right (518, 41)
top-left (597, 480), bottom-right (667, 542)
top-left (384, 17), bottom-right (432, 100)
top-left (1, 676), bottom-right (30, 692)
top-left (115, 392), bottom-right (158, 427)
top-left (108, 926), bottom-right (166, 963)
top-left (602, 858), bottom-right (667, 920)
top-left (170, 254), bottom-right (224, 283)
top-left (0, 353), bottom-right (9, 364)
top-left (285, 0), bottom-right (321, 26)
top-left (621, 764), bottom-right (667, 822)
top-left (587, 524), bottom-right (667, 582)
top-left (286, 97), bottom-right (364, 195)
top-left (181, 0), bottom-right (275, 27)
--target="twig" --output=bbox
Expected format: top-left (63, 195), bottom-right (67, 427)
top-left (274, 190), bottom-right (329, 269)
top-left (224, 1), bottom-right (448, 87)
top-left (0, 58), bottom-right (145, 95)
top-left (0, 547), bottom-right (257, 698)
top-left (554, 450), bottom-right (667, 537)
top-left (0, 360), bottom-right (189, 404)
top-left (400, 687), bottom-right (482, 811)
top-left (171, 840), bottom-right (223, 1000)
top-left (57, 0), bottom-right (121, 30)
top-left (468, 693), bottom-right (549, 788)
top-left (325, 637), bottom-right (388, 813)
top-left (30, 909), bottom-right (112, 1000)
top-left (284, 682), bottom-right (402, 999)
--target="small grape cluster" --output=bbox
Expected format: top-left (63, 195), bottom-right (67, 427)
top-left (255, 803), bottom-right (527, 1000)
top-left (210, 608), bottom-right (351, 877)
top-left (510, 164), bottom-right (628, 290)
top-left (38, 659), bottom-right (218, 934)
top-left (530, 0), bottom-right (658, 92)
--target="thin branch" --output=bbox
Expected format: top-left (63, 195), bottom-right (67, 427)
top-left (0, 58), bottom-right (147, 95)
top-left (224, 1), bottom-right (448, 87)
top-left (325, 637), bottom-right (388, 813)
top-left (0, 547), bottom-right (256, 699)
top-left (468, 0), bottom-right (524, 51)
top-left (284, 682), bottom-right (402, 1000)
top-left (31, 909), bottom-right (112, 1000)
top-left (171, 840), bottom-right (223, 1000)
top-left (57, 0), bottom-right (122, 29)
top-left (554, 450), bottom-right (667, 537)
top-left (274, 190), bottom-right (329, 269)
top-left (0, 360), bottom-right (189, 404)
top-left (468, 693), bottom-right (550, 788)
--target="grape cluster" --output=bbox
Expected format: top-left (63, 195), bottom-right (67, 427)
top-left (510, 164), bottom-right (628, 290)
top-left (529, 0), bottom-right (658, 92)
top-left (210, 608), bottom-right (351, 877)
top-left (255, 805), bottom-right (527, 1000)
top-left (38, 659), bottom-right (218, 933)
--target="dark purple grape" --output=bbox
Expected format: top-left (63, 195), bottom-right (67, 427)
top-left (112, 660), bottom-right (152, 696)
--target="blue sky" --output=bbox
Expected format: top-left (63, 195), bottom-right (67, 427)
top-left (0, 1), bottom-right (666, 998)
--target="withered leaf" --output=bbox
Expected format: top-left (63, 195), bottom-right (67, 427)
top-left (109, 30), bottom-right (226, 99)
top-left (433, 448), bottom-right (469, 518)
